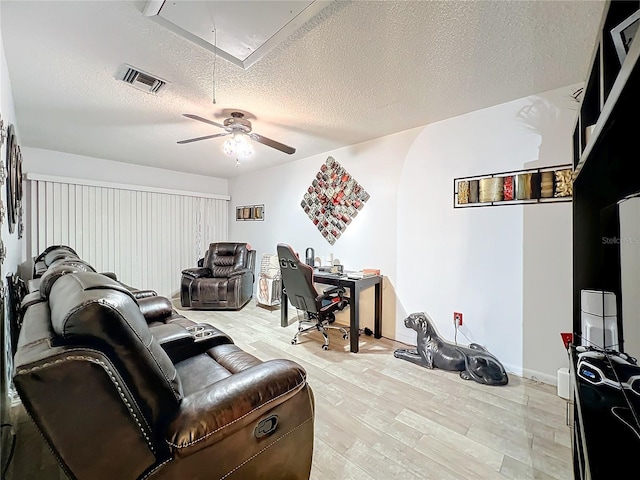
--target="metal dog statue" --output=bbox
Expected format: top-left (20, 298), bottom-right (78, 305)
top-left (394, 312), bottom-right (508, 386)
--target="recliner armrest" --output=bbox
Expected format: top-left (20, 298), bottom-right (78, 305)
top-left (153, 323), bottom-right (194, 347)
top-left (165, 359), bottom-right (307, 457)
top-left (152, 323), bottom-right (234, 362)
top-left (182, 267), bottom-right (212, 279)
top-left (138, 295), bottom-right (174, 322)
top-left (229, 267), bottom-right (252, 277)
top-left (131, 289), bottom-right (158, 299)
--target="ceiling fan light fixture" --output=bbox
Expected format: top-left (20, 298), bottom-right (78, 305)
top-left (180, 112), bottom-right (295, 155)
top-left (223, 132), bottom-right (254, 158)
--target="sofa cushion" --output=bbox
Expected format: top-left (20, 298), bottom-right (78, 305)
top-left (49, 272), bottom-right (183, 429)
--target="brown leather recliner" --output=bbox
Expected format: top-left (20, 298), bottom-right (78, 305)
top-left (14, 270), bottom-right (315, 480)
top-left (181, 242), bottom-right (256, 310)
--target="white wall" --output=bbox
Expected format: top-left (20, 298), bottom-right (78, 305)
top-left (398, 87), bottom-right (577, 378)
top-left (22, 148), bottom-right (228, 196)
top-left (229, 127), bottom-right (423, 337)
top-left (230, 85), bottom-right (579, 381)
top-left (1, 7), bottom-right (26, 450)
top-left (1, 13), bottom-right (23, 276)
top-left (521, 89), bottom-right (576, 383)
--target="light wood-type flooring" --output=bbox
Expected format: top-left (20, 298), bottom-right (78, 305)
top-left (5, 300), bottom-right (572, 480)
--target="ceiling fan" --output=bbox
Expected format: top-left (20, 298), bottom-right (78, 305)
top-left (178, 112), bottom-right (296, 155)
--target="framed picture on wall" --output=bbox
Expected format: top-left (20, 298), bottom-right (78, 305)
top-left (236, 204), bottom-right (264, 221)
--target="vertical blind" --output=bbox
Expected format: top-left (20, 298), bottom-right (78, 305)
top-left (28, 178), bottom-right (229, 298)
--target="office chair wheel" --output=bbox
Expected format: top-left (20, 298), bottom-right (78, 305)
top-left (343, 334), bottom-right (349, 340)
top-left (291, 338), bottom-right (297, 345)
top-left (322, 345), bottom-right (329, 351)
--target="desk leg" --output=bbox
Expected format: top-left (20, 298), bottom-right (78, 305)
top-left (281, 287), bottom-right (289, 327)
top-left (374, 281), bottom-right (382, 339)
top-left (349, 285), bottom-right (360, 353)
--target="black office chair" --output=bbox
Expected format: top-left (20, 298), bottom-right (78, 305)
top-left (277, 243), bottom-right (349, 350)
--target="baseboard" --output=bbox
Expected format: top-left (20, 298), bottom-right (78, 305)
top-left (394, 331), bottom-right (417, 346)
top-left (522, 368), bottom-right (557, 385)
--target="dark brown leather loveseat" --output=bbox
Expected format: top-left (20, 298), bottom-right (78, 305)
top-left (14, 251), bottom-right (315, 479)
top-left (181, 242), bottom-right (256, 310)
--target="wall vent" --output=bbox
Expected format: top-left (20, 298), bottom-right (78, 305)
top-left (119, 64), bottom-right (167, 94)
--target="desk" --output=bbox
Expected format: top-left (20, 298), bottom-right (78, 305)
top-left (280, 272), bottom-right (382, 353)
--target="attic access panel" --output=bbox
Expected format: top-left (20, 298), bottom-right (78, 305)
top-left (143, 0), bottom-right (329, 69)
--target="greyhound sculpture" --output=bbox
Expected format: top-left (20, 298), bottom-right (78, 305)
top-left (394, 312), bottom-right (508, 386)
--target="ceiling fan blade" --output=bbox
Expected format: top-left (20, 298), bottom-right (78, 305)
top-left (249, 133), bottom-right (296, 155)
top-left (177, 132), bottom-right (230, 144)
top-left (183, 114), bottom-right (226, 129)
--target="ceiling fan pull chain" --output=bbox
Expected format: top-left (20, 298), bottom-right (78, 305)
top-left (212, 27), bottom-right (217, 104)
top-left (208, 9), bottom-right (217, 105)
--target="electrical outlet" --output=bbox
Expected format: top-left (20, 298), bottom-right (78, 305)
top-left (454, 312), bottom-right (463, 327)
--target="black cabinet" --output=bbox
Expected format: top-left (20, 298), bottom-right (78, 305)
top-left (572, 1), bottom-right (640, 478)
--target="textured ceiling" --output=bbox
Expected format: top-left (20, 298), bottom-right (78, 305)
top-left (1, 0), bottom-right (605, 179)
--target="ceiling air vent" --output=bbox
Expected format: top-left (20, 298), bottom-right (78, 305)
top-left (119, 64), bottom-right (167, 94)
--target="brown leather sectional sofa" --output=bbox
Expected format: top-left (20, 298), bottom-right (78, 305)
top-left (14, 246), bottom-right (315, 479)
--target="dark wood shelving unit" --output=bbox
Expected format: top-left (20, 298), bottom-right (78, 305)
top-left (571, 1), bottom-right (640, 478)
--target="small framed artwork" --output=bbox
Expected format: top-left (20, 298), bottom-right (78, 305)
top-left (236, 204), bottom-right (264, 221)
top-left (611, 9), bottom-right (639, 65)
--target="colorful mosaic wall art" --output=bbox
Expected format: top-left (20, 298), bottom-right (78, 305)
top-left (300, 156), bottom-right (370, 245)
top-left (454, 164), bottom-right (573, 208)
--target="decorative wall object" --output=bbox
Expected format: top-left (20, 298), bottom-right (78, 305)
top-left (300, 156), bottom-right (370, 245)
top-left (454, 164), bottom-right (573, 208)
top-left (0, 114), bottom-right (6, 147)
top-left (458, 181), bottom-right (470, 204)
top-left (479, 177), bottom-right (504, 202)
top-left (4, 124), bottom-right (23, 235)
top-left (235, 204), bottom-right (264, 221)
top-left (554, 169), bottom-right (573, 197)
top-left (5, 124), bottom-right (16, 233)
top-left (0, 154), bottom-right (5, 257)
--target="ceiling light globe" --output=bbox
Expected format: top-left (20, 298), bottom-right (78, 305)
top-left (234, 132), bottom-right (248, 145)
top-left (237, 141), bottom-right (254, 158)
top-left (222, 138), bottom-right (235, 156)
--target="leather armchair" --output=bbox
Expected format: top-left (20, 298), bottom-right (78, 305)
top-left (181, 242), bottom-right (256, 310)
top-left (14, 271), bottom-right (315, 480)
